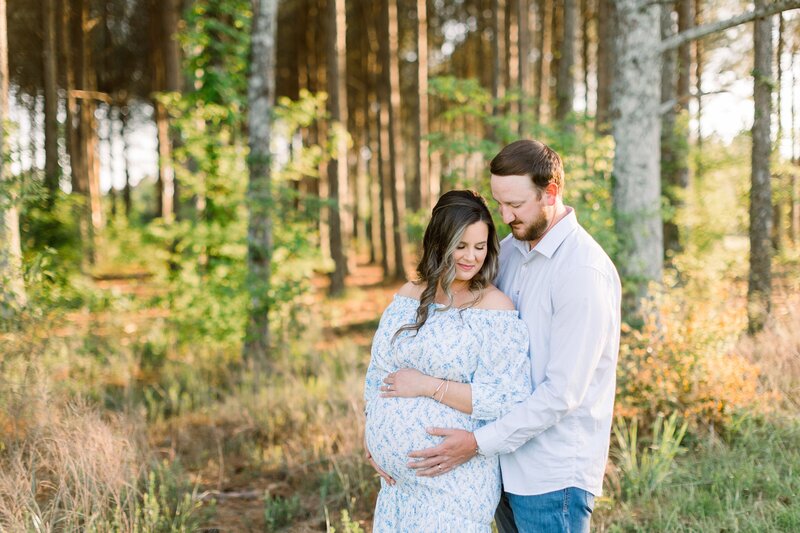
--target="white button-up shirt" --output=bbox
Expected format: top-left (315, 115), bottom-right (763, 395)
top-left (474, 208), bottom-right (622, 497)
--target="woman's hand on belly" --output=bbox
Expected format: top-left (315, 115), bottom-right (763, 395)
top-left (380, 368), bottom-right (437, 398)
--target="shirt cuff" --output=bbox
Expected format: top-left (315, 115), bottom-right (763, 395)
top-left (474, 422), bottom-right (506, 457)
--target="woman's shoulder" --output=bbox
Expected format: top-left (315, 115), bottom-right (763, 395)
top-left (474, 285), bottom-right (515, 311)
top-left (396, 280), bottom-right (425, 300)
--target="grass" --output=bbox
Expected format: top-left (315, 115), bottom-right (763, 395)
top-left (596, 415), bottom-right (800, 532)
top-left (2, 248), bottom-right (799, 531)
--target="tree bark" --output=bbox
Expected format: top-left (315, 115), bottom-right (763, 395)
top-left (0, 0), bottom-right (27, 313)
top-left (383, 0), bottom-right (407, 280)
top-left (533, 0), bottom-right (545, 124)
top-left (417, 0), bottom-right (430, 211)
top-left (244, 0), bottom-right (278, 362)
top-left (747, 0), bottom-right (773, 334)
top-left (595, 0), bottom-right (614, 132)
top-left (150, 0), bottom-right (174, 223)
top-left (694, 0), bottom-right (703, 161)
top-left (581, 0), bottom-right (591, 115)
top-left (492, 0), bottom-right (506, 120)
top-left (326, 0), bottom-right (349, 295)
top-left (121, 104), bottom-right (132, 218)
top-left (555, 0), bottom-right (577, 122)
top-left (43, 0), bottom-right (59, 206)
top-left (518, 0), bottom-right (530, 133)
top-left (611, 0), bottom-right (663, 311)
top-left (549, 0), bottom-right (562, 121)
top-left (660, 3), bottom-right (680, 258)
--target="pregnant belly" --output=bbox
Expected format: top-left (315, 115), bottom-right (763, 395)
top-left (365, 396), bottom-right (476, 482)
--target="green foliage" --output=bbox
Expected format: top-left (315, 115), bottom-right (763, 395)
top-left (145, 90), bottom-right (331, 353)
top-left (427, 76), bottom-right (617, 255)
top-left (181, 0), bottom-right (252, 123)
top-left (264, 492), bottom-right (302, 531)
top-left (134, 460), bottom-right (206, 532)
top-left (612, 413), bottom-right (688, 500)
top-left (601, 416), bottom-right (800, 532)
top-left (326, 509), bottom-right (365, 533)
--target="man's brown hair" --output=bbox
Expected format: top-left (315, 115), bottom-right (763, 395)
top-left (489, 139), bottom-right (564, 192)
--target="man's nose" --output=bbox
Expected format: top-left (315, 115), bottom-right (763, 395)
top-left (501, 207), bottom-right (515, 224)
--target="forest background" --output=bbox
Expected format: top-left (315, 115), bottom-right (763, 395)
top-left (1, 0), bottom-right (800, 531)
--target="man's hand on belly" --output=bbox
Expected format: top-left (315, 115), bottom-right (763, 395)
top-left (407, 428), bottom-right (479, 477)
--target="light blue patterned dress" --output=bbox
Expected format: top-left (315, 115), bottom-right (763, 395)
top-left (365, 294), bottom-right (531, 533)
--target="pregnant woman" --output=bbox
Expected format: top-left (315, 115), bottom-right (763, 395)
top-left (364, 190), bottom-right (531, 532)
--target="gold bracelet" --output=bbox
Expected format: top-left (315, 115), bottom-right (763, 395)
top-left (438, 380), bottom-right (450, 404)
top-left (431, 379), bottom-right (446, 399)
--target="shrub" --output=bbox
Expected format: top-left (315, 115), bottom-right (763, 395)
top-left (615, 290), bottom-right (763, 433)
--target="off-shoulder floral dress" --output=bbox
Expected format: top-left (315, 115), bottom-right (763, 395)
top-left (364, 294), bottom-right (531, 533)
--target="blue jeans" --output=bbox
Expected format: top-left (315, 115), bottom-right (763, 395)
top-left (495, 487), bottom-right (595, 533)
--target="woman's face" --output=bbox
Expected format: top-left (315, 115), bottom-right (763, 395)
top-left (452, 221), bottom-right (490, 282)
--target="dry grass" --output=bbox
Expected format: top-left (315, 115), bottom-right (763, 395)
top-left (0, 382), bottom-right (145, 532)
top-left (737, 292), bottom-right (800, 411)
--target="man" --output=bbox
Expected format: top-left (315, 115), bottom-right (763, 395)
top-left (406, 140), bottom-right (622, 532)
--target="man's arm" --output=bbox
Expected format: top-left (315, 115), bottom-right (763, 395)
top-left (475, 265), bottom-right (616, 456)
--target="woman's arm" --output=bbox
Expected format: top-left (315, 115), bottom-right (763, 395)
top-left (381, 368), bottom-right (473, 414)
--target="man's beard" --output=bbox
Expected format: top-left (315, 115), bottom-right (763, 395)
top-left (511, 211), bottom-right (549, 242)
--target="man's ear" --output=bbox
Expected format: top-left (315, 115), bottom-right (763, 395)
top-left (544, 183), bottom-right (559, 205)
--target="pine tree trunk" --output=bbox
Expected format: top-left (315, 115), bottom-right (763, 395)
top-left (748, 0), bottom-right (773, 333)
top-left (492, 0), bottom-right (506, 120)
top-left (581, 0), bottom-right (591, 115)
top-left (533, 0), bottom-right (545, 124)
top-left (244, 0), bottom-right (278, 362)
top-left (62, 1), bottom-right (80, 197)
top-left (0, 0), bottom-right (26, 313)
top-left (660, 3), bottom-right (680, 258)
top-left (76, 0), bottom-right (99, 265)
top-left (383, 0), bottom-right (407, 280)
top-left (595, 0), bottom-right (614, 133)
top-left (43, 0), bottom-right (59, 206)
top-left (416, 0), bottom-right (430, 211)
top-left (518, 0), bottom-right (530, 134)
top-left (694, 0), bottom-right (703, 164)
top-left (121, 104), bottom-right (132, 218)
top-left (549, 0), bottom-right (562, 119)
top-left (555, 0), bottom-right (577, 123)
top-left (151, 0), bottom-right (174, 223)
top-left (327, 0), bottom-right (349, 295)
top-left (611, 0), bottom-right (663, 311)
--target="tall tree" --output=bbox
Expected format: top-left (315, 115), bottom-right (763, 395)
top-left (382, 0), bottom-right (407, 280)
top-left (555, 0), bottom-right (577, 122)
top-left (42, 0), bottom-right (59, 205)
top-left (416, 0), bottom-right (431, 211)
top-left (518, 0), bottom-right (530, 133)
top-left (612, 0), bottom-right (799, 312)
top-left (595, 0), bottom-right (614, 132)
top-left (0, 0), bottom-right (26, 313)
top-left (747, 0), bottom-right (773, 333)
top-left (150, 0), bottom-right (174, 222)
top-left (244, 0), bottom-right (278, 361)
top-left (326, 0), bottom-right (349, 295)
top-left (612, 0), bottom-right (662, 310)
top-left (660, 2), bottom-right (680, 258)
top-left (492, 0), bottom-right (506, 121)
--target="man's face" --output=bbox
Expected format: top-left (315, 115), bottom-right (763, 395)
top-left (490, 174), bottom-right (551, 243)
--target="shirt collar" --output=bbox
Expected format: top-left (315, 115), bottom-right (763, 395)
top-left (511, 207), bottom-right (578, 259)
